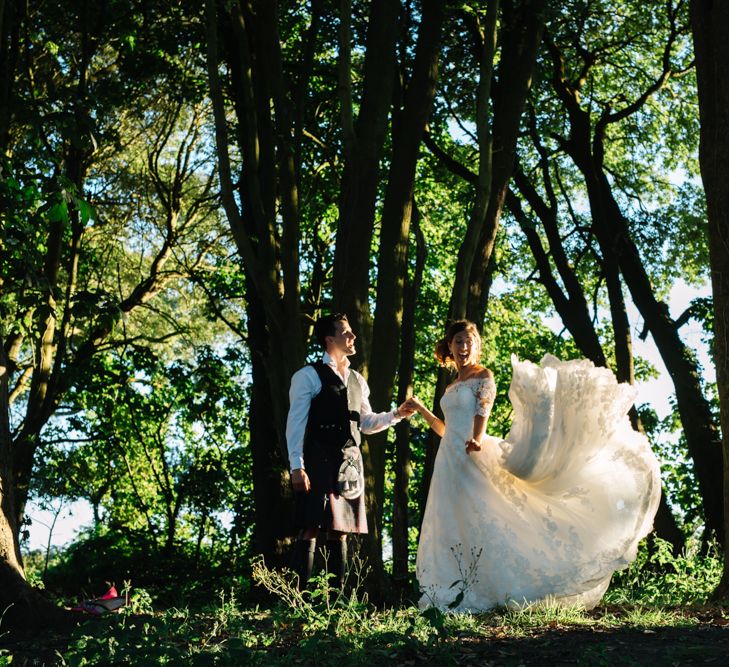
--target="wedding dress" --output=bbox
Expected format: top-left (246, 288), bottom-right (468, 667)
top-left (416, 354), bottom-right (661, 612)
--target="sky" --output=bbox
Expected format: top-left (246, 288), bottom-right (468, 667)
top-left (631, 279), bottom-right (713, 419)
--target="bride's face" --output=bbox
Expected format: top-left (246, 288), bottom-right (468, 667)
top-left (448, 331), bottom-right (476, 368)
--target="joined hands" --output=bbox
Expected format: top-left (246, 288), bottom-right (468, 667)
top-left (396, 400), bottom-right (417, 419)
top-left (403, 396), bottom-right (425, 414)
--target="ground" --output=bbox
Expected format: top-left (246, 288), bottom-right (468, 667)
top-left (3, 604), bottom-right (729, 665)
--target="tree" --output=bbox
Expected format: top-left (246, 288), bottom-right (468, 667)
top-left (418, 0), bottom-right (548, 509)
top-left (540, 0), bottom-right (723, 544)
top-left (0, 0), bottom-right (219, 623)
top-left (204, 0), bottom-right (447, 580)
top-left (690, 0), bottom-right (729, 594)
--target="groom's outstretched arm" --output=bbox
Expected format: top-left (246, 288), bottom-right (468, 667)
top-left (357, 372), bottom-right (414, 434)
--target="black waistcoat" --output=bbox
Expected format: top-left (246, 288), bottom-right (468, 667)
top-left (303, 362), bottom-right (362, 471)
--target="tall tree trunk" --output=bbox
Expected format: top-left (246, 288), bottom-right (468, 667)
top-left (464, 0), bottom-right (548, 323)
top-left (0, 338), bottom-right (22, 578)
top-left (333, 0), bottom-right (400, 370)
top-left (420, 1), bottom-right (546, 508)
top-left (690, 0), bottom-right (729, 593)
top-left (448, 0), bottom-right (499, 320)
top-left (508, 171), bottom-right (608, 367)
top-left (206, 0), bottom-right (305, 562)
top-left (392, 204), bottom-right (426, 582)
top-left (0, 0), bottom-right (20, 152)
top-left (419, 2), bottom-right (500, 516)
top-left (0, 338), bottom-right (65, 628)
top-left (248, 292), bottom-right (295, 566)
top-left (365, 0), bottom-right (444, 595)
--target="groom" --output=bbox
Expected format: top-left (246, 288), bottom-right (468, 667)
top-left (286, 313), bottom-right (414, 589)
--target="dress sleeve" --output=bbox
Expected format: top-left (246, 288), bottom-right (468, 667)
top-left (472, 376), bottom-right (496, 417)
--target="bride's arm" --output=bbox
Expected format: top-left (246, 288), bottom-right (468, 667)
top-left (466, 370), bottom-right (495, 454)
top-left (404, 397), bottom-right (445, 438)
top-left (465, 414), bottom-right (487, 454)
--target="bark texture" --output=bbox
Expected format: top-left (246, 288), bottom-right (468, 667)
top-left (690, 0), bottom-right (729, 593)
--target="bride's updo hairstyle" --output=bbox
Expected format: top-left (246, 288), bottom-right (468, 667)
top-left (434, 320), bottom-right (482, 369)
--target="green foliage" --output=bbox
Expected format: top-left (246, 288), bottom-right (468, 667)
top-left (640, 399), bottom-right (708, 533)
top-left (607, 537), bottom-right (722, 605)
top-left (41, 527), bottom-right (235, 604)
top-left (29, 342), bottom-right (255, 600)
top-left (23, 541), bottom-right (725, 665)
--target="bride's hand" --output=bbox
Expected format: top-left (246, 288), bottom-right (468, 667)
top-left (465, 438), bottom-right (482, 455)
top-left (404, 396), bottom-right (425, 413)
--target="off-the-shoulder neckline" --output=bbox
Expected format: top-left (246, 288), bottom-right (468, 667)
top-left (444, 375), bottom-right (492, 393)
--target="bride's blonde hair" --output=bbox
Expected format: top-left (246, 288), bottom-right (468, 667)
top-left (434, 320), bottom-right (482, 369)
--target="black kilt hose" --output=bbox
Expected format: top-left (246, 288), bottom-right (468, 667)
top-left (295, 362), bottom-right (367, 533)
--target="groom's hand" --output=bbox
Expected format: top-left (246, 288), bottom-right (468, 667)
top-left (396, 400), bottom-right (416, 418)
top-left (291, 468), bottom-right (311, 493)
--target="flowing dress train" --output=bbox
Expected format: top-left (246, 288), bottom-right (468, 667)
top-left (416, 355), bottom-right (661, 611)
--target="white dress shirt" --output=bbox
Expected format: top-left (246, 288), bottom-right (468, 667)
top-left (286, 352), bottom-right (401, 471)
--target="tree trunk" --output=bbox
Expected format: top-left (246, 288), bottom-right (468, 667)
top-left (248, 293), bottom-right (295, 566)
top-left (365, 0), bottom-right (444, 595)
top-left (0, 338), bottom-right (66, 629)
top-left (690, 0), bottom-right (729, 594)
top-left (448, 0), bottom-right (499, 320)
top-left (206, 0), bottom-right (305, 564)
top-left (333, 0), bottom-right (400, 369)
top-left (0, 0), bottom-right (21, 152)
top-left (507, 179), bottom-right (607, 367)
top-left (465, 0), bottom-right (548, 323)
top-left (418, 0), bottom-right (546, 508)
top-left (392, 203), bottom-right (426, 582)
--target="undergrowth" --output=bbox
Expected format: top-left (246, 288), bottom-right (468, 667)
top-left (2, 538), bottom-right (726, 666)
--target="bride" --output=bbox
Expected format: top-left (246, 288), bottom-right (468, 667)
top-left (406, 320), bottom-right (661, 611)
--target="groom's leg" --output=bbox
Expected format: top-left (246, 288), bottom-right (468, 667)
top-left (326, 531), bottom-right (348, 589)
top-left (291, 527), bottom-right (319, 590)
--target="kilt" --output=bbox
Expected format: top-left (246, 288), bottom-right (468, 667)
top-left (295, 441), bottom-right (367, 533)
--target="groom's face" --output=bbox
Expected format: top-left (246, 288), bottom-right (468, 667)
top-left (328, 320), bottom-right (357, 356)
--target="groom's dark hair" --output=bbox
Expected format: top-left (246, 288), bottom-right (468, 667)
top-left (314, 313), bottom-right (349, 349)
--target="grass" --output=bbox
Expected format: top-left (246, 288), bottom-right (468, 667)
top-left (3, 538), bottom-right (729, 665)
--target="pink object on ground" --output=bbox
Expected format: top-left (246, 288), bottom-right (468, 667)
top-left (71, 586), bottom-right (127, 615)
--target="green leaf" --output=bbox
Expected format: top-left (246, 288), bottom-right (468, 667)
top-left (447, 591), bottom-right (464, 609)
top-left (47, 200), bottom-right (69, 223)
top-left (76, 198), bottom-right (95, 224)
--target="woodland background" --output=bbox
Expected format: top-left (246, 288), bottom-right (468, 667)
top-left (2, 0), bottom-right (729, 659)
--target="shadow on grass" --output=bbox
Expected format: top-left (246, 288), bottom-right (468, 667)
top-left (3, 614), bottom-right (729, 666)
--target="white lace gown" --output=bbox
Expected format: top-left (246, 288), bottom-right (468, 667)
top-left (416, 354), bottom-right (661, 612)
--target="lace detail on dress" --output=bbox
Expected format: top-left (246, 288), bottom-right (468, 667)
top-left (472, 376), bottom-right (496, 417)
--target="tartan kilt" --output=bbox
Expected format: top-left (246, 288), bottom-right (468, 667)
top-left (295, 441), bottom-right (367, 534)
